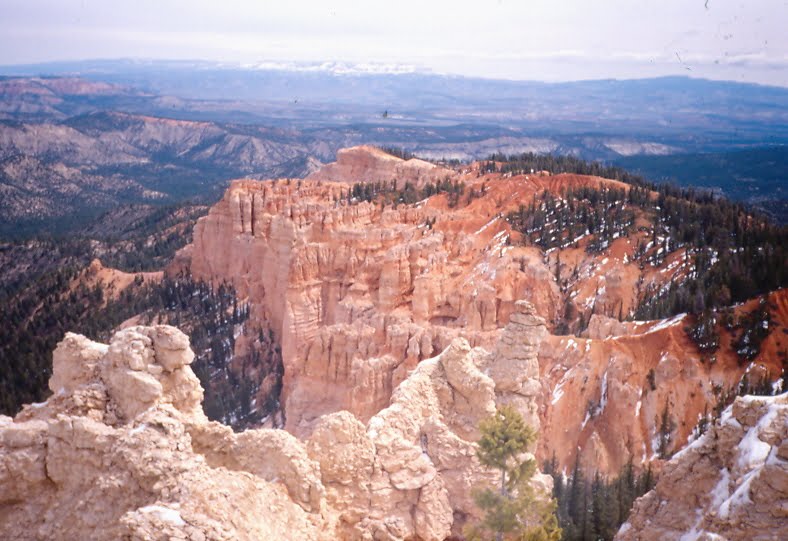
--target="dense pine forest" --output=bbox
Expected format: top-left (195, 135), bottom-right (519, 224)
top-left (615, 146), bottom-right (788, 224)
top-left (89, 204), bottom-right (208, 272)
top-left (0, 261), bottom-right (100, 413)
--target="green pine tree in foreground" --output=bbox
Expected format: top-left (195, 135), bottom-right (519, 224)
top-left (466, 405), bottom-right (562, 541)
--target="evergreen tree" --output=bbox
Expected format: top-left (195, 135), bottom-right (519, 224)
top-left (467, 405), bottom-right (561, 541)
top-left (656, 400), bottom-right (677, 459)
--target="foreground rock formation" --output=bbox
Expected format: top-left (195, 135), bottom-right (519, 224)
top-left (0, 326), bottom-right (324, 540)
top-left (617, 393), bottom-right (788, 541)
top-left (0, 315), bottom-right (551, 540)
top-left (182, 145), bottom-right (786, 473)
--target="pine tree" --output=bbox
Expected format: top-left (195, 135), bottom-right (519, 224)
top-left (466, 405), bottom-right (561, 541)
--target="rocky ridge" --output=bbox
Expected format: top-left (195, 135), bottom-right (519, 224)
top-left (616, 393), bottom-right (788, 541)
top-left (0, 110), bottom-right (331, 232)
top-left (0, 302), bottom-right (551, 540)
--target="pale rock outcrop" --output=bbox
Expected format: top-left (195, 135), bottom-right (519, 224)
top-left (582, 313), bottom-right (628, 339)
top-left (489, 300), bottom-right (546, 430)
top-left (0, 326), bottom-right (326, 541)
top-left (307, 410), bottom-right (375, 523)
top-left (303, 337), bottom-right (547, 540)
top-left (616, 394), bottom-right (788, 541)
top-left (188, 422), bottom-right (325, 513)
top-left (1, 324), bottom-right (554, 541)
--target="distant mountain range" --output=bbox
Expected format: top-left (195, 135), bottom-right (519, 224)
top-left (0, 59), bottom-right (786, 233)
top-left (3, 59), bottom-right (787, 148)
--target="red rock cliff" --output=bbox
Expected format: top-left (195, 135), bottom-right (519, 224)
top-left (184, 146), bottom-right (786, 474)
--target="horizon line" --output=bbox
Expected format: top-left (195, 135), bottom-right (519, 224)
top-left (1, 57), bottom-right (787, 90)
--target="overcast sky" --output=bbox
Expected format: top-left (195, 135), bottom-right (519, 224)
top-left (1, 0), bottom-right (786, 86)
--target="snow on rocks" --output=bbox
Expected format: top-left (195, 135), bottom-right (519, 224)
top-left (643, 313), bottom-right (686, 335)
top-left (137, 505), bottom-right (187, 527)
top-left (616, 393), bottom-right (788, 541)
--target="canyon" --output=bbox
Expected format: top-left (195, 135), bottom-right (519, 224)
top-left (1, 146), bottom-right (785, 540)
top-left (184, 145), bottom-right (786, 474)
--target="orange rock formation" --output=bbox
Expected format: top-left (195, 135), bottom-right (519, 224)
top-left (182, 146), bottom-right (786, 474)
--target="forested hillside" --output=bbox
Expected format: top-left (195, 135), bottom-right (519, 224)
top-left (0, 268), bottom-right (282, 428)
top-left (494, 152), bottom-right (786, 317)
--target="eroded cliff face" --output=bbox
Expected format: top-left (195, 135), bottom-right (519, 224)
top-left (185, 147), bottom-right (625, 437)
top-left (616, 394), bottom-right (788, 541)
top-left (187, 154), bottom-right (557, 435)
top-left (184, 146), bottom-right (786, 474)
top-left (538, 289), bottom-right (788, 474)
top-left (0, 313), bottom-right (552, 540)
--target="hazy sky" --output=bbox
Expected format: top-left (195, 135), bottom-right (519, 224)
top-left (1, 0), bottom-right (786, 86)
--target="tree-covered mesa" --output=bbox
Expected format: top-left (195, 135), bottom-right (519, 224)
top-left (497, 152), bottom-right (786, 357)
top-left (466, 405), bottom-right (561, 541)
top-left (482, 153), bottom-right (650, 183)
top-left (493, 151), bottom-right (785, 307)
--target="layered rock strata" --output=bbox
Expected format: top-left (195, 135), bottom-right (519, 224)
top-left (187, 172), bottom-right (547, 435)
